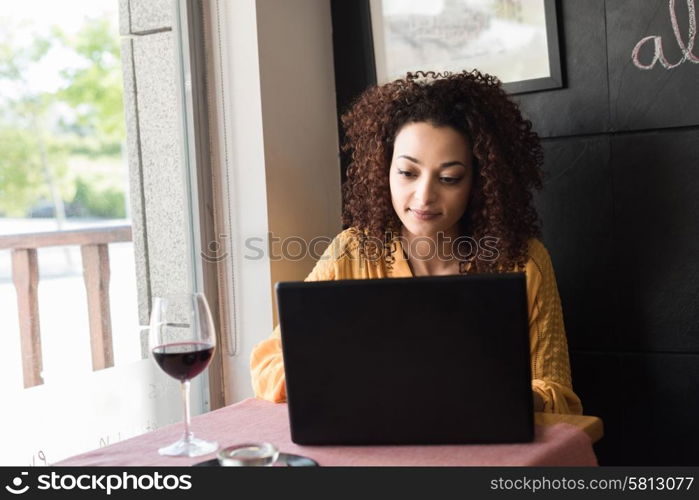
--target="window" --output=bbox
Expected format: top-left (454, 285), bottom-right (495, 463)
top-left (0, 0), bottom-right (217, 464)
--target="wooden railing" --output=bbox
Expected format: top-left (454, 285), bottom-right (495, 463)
top-left (0, 226), bottom-right (133, 388)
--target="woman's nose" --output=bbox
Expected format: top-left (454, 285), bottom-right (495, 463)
top-left (414, 177), bottom-right (437, 204)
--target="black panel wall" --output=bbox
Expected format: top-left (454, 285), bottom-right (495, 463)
top-left (520, 0), bottom-right (699, 465)
top-left (332, 0), bottom-right (699, 464)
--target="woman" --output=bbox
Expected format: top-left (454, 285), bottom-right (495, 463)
top-left (250, 70), bottom-right (583, 414)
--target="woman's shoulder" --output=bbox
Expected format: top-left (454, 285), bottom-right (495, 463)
top-left (322, 227), bottom-right (362, 261)
top-left (526, 237), bottom-right (550, 262)
top-left (333, 227), bottom-right (362, 245)
top-left (304, 228), bottom-right (362, 282)
top-left (523, 237), bottom-right (556, 282)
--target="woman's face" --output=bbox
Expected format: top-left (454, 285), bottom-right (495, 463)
top-left (389, 122), bottom-right (473, 239)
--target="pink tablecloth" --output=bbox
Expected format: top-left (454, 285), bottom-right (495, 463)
top-left (56, 398), bottom-right (597, 466)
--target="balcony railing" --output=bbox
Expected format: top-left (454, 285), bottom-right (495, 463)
top-left (0, 225), bottom-right (133, 388)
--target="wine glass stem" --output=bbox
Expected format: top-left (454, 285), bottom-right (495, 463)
top-left (181, 380), bottom-right (193, 442)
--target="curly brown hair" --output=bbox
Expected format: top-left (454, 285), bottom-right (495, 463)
top-left (340, 70), bottom-right (544, 273)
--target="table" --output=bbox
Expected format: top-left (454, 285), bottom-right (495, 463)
top-left (56, 398), bottom-right (602, 466)
top-left (535, 412), bottom-right (604, 444)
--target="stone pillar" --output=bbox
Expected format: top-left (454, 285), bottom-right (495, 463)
top-left (119, 0), bottom-right (192, 357)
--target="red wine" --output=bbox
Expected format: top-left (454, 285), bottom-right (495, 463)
top-left (152, 342), bottom-right (214, 381)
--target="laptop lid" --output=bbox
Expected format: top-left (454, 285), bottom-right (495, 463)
top-left (276, 273), bottom-right (533, 445)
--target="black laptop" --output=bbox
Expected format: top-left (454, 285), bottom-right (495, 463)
top-left (275, 273), bottom-right (533, 445)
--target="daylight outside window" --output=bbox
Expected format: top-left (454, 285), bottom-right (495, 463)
top-left (0, 0), bottom-right (197, 465)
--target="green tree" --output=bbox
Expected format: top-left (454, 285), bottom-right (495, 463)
top-left (0, 13), bottom-right (125, 218)
top-left (0, 25), bottom-right (70, 220)
top-left (0, 128), bottom-right (44, 216)
top-left (56, 17), bottom-right (125, 150)
top-left (73, 177), bottom-right (126, 218)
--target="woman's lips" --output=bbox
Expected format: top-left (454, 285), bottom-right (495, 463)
top-left (409, 208), bottom-right (440, 220)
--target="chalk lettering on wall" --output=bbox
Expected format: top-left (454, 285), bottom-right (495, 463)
top-left (632, 0), bottom-right (699, 69)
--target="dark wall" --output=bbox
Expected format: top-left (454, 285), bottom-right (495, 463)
top-left (517, 0), bottom-right (699, 466)
top-left (331, 0), bottom-right (699, 465)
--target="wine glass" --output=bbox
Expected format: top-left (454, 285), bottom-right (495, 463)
top-left (149, 293), bottom-right (219, 457)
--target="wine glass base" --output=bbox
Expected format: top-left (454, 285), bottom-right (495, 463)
top-left (158, 436), bottom-right (219, 457)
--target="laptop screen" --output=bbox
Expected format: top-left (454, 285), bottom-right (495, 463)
top-left (276, 273), bottom-right (533, 445)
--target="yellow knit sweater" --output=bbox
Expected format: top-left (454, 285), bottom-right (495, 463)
top-left (250, 228), bottom-right (583, 414)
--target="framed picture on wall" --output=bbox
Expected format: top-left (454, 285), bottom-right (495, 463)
top-left (368, 0), bottom-right (563, 94)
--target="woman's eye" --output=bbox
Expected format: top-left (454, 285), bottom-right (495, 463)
top-left (397, 169), bottom-right (414, 178)
top-left (440, 177), bottom-right (461, 185)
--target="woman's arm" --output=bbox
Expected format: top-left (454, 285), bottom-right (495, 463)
top-left (250, 325), bottom-right (286, 402)
top-left (250, 233), bottom-right (346, 402)
top-left (526, 240), bottom-right (583, 414)
top-left (533, 390), bottom-right (545, 412)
